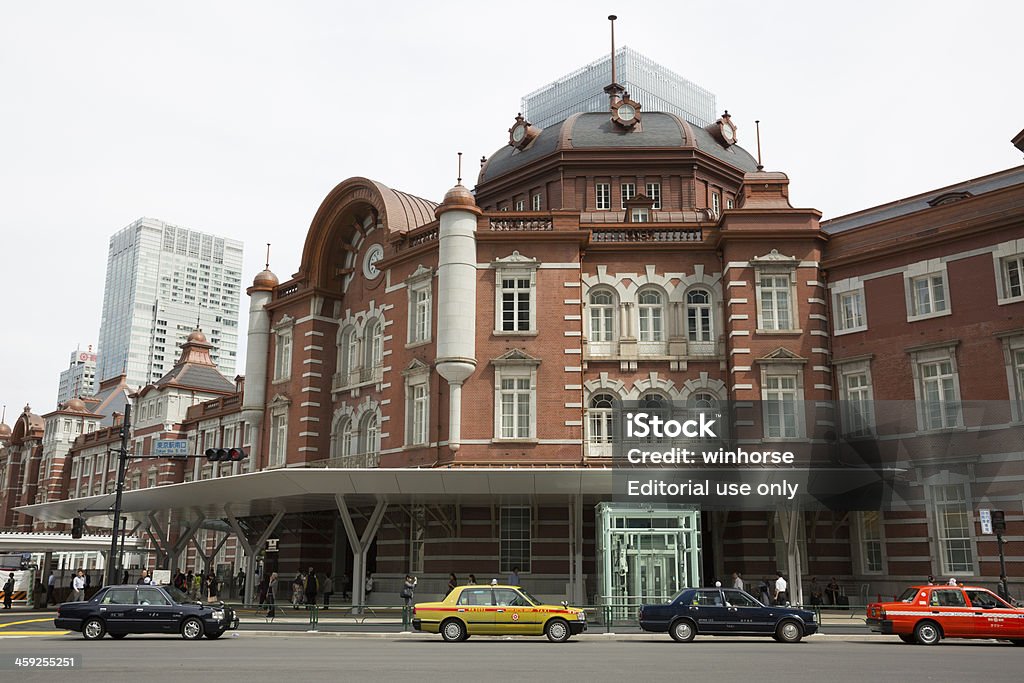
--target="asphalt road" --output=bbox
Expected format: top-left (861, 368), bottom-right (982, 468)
top-left (1, 622), bottom-right (1022, 683)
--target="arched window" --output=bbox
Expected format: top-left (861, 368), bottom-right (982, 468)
top-left (586, 392), bottom-right (616, 457)
top-left (588, 289), bottom-right (616, 356)
top-left (363, 319), bottom-right (383, 382)
top-left (338, 418), bottom-right (356, 458)
top-left (360, 413), bottom-right (380, 466)
top-left (686, 289), bottom-right (714, 354)
top-left (689, 391), bottom-right (725, 439)
top-left (637, 288), bottom-right (665, 353)
top-left (338, 326), bottom-right (359, 388)
top-left (638, 392), bottom-right (670, 444)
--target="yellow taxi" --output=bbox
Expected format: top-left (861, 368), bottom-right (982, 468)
top-left (413, 584), bottom-right (587, 642)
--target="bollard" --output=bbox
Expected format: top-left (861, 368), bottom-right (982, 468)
top-left (309, 604), bottom-right (319, 631)
top-left (604, 605), bottom-right (612, 633)
top-left (402, 605), bottom-right (410, 631)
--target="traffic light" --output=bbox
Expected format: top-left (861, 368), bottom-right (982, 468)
top-left (71, 517), bottom-right (84, 539)
top-left (992, 510), bottom-right (1007, 533)
top-left (205, 447), bottom-right (247, 462)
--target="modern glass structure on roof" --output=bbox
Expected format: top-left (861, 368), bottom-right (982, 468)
top-left (521, 46), bottom-right (716, 129)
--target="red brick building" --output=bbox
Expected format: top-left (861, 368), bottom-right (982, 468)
top-left (13, 86), bottom-right (1024, 607)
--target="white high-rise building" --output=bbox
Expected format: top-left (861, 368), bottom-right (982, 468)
top-left (96, 218), bottom-right (243, 390)
top-left (521, 46), bottom-right (716, 129)
top-left (56, 346), bottom-right (98, 406)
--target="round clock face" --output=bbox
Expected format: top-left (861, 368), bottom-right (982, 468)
top-left (617, 104), bottom-right (636, 121)
top-left (511, 124), bottom-right (526, 143)
top-left (721, 124), bottom-right (735, 142)
top-left (363, 244), bottom-right (384, 279)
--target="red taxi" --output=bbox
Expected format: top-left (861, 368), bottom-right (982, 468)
top-left (866, 585), bottom-right (1024, 646)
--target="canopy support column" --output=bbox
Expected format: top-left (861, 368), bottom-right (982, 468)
top-left (335, 495), bottom-right (387, 613)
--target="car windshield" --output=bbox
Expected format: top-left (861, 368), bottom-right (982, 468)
top-left (162, 585), bottom-right (194, 604)
top-left (669, 589), bottom-right (691, 604)
top-left (516, 589), bottom-right (542, 606)
top-left (897, 588), bottom-right (919, 602)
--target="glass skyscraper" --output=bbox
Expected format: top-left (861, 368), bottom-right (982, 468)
top-left (521, 46), bottom-right (716, 129)
top-left (96, 218), bottom-right (243, 390)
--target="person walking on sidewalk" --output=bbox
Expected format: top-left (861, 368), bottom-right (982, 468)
top-left (2, 573), bottom-right (14, 609)
top-left (71, 569), bottom-right (86, 602)
top-left (265, 572), bottom-right (278, 620)
top-left (774, 571), bottom-right (789, 606)
top-left (322, 573), bottom-right (333, 610)
top-left (292, 572), bottom-right (305, 609)
top-left (304, 567), bottom-right (318, 608)
top-left (47, 571), bottom-right (56, 605)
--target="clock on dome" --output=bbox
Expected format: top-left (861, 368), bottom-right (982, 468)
top-left (363, 243), bottom-right (384, 279)
top-left (718, 111), bottom-right (737, 146)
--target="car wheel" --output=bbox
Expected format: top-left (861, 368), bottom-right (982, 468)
top-left (109, 633), bottom-right (127, 640)
top-left (669, 619), bottom-right (696, 643)
top-left (775, 620), bottom-right (803, 643)
top-left (205, 631), bottom-right (224, 639)
top-left (82, 618), bottom-right (105, 641)
top-left (181, 617), bottom-right (205, 641)
top-left (440, 618), bottom-right (466, 643)
top-left (898, 634), bottom-right (916, 644)
top-left (914, 620), bottom-right (942, 646)
top-left (545, 618), bottom-right (571, 643)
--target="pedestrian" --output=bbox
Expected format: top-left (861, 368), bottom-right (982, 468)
top-left (83, 571), bottom-right (91, 595)
top-left (948, 577), bottom-right (958, 586)
top-left (774, 571), bottom-right (789, 606)
top-left (191, 572), bottom-right (202, 600)
top-left (72, 569), bottom-right (86, 602)
top-left (236, 569), bottom-right (245, 598)
top-left (47, 571), bottom-right (56, 605)
top-left (507, 566), bottom-right (521, 586)
top-left (364, 572), bottom-right (374, 601)
top-left (265, 572), bottom-right (278, 619)
top-left (400, 574), bottom-right (417, 608)
top-left (826, 577), bottom-right (841, 605)
top-left (446, 573), bottom-right (458, 596)
top-left (207, 573), bottom-right (219, 602)
top-left (292, 572), bottom-right (305, 609)
top-left (2, 572), bottom-right (14, 609)
top-left (339, 571), bottom-right (350, 601)
top-left (809, 577), bottom-right (823, 606)
top-left (467, 574), bottom-right (476, 585)
top-left (136, 568), bottom-right (152, 585)
top-left (731, 571), bottom-right (743, 591)
top-left (122, 569), bottom-right (129, 584)
top-left (926, 575), bottom-right (936, 586)
top-left (322, 572), bottom-right (334, 609)
top-left (257, 575), bottom-right (269, 608)
top-left (304, 567), bottom-right (318, 607)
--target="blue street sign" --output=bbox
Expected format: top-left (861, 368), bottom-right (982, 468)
top-left (154, 439), bottom-right (189, 457)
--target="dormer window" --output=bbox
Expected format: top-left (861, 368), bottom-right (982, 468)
top-left (630, 208), bottom-right (649, 223)
top-left (624, 194), bottom-right (656, 223)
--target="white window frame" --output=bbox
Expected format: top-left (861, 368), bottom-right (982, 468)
top-left (273, 319), bottom-right (293, 382)
top-left (763, 375), bottom-right (800, 438)
top-left (586, 392), bottom-right (616, 457)
top-left (931, 482), bottom-right (975, 575)
top-left (857, 511), bottom-right (886, 575)
top-left (514, 199), bottom-right (525, 211)
top-left (759, 358), bottom-right (806, 440)
top-left (757, 272), bottom-right (797, 332)
top-left (595, 182), bottom-right (610, 210)
top-left (904, 260), bottom-right (950, 321)
top-left (364, 318), bottom-right (384, 383)
top-left (337, 325), bottom-right (359, 387)
top-left (711, 191), bottom-right (721, 215)
top-left (999, 333), bottom-right (1024, 422)
top-left (620, 182), bottom-right (635, 209)
top-left (908, 343), bottom-right (962, 432)
top-left (268, 403), bottom-right (289, 469)
top-left (685, 288), bottom-right (715, 355)
top-left (992, 238), bottom-right (1024, 305)
top-left (586, 288), bottom-right (617, 356)
top-left (491, 356), bottom-right (540, 442)
top-left (832, 278), bottom-right (867, 335)
top-left (630, 207), bottom-right (649, 223)
top-left (835, 357), bottom-right (874, 437)
top-left (645, 182), bottom-right (661, 209)
top-left (406, 267), bottom-right (433, 346)
top-left (531, 193), bottom-right (542, 211)
top-left (493, 252), bottom-right (539, 336)
top-left (403, 363), bottom-right (430, 447)
top-left (637, 287), bottom-right (666, 353)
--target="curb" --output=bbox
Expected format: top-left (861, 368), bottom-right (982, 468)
top-left (226, 630), bottom-right (890, 641)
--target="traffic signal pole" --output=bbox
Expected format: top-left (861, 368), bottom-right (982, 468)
top-left (107, 403), bottom-right (131, 586)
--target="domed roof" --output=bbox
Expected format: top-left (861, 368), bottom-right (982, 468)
top-left (187, 329), bottom-right (208, 344)
top-left (65, 397), bottom-right (87, 413)
top-left (252, 268), bottom-right (279, 291)
top-left (435, 184), bottom-right (481, 217)
top-left (0, 422), bottom-right (10, 439)
top-left (478, 112), bottom-right (759, 185)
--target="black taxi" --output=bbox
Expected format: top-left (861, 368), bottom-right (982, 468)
top-left (55, 584), bottom-right (239, 640)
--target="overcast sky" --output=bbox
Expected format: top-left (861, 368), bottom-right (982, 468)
top-left (2, 1), bottom-right (1022, 422)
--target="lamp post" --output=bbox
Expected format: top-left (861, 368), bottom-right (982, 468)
top-left (107, 403), bottom-right (131, 585)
